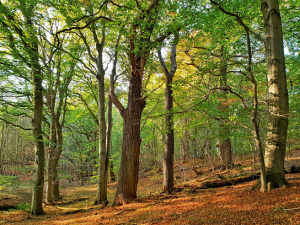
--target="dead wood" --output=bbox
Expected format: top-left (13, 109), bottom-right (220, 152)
top-left (282, 207), bottom-right (300, 211)
top-left (192, 168), bottom-right (203, 176)
top-left (114, 208), bottom-right (137, 216)
top-left (285, 165), bottom-right (300, 174)
top-left (55, 196), bottom-right (92, 205)
top-left (0, 204), bottom-right (17, 210)
top-left (63, 209), bottom-right (88, 215)
top-left (203, 172), bottom-right (260, 188)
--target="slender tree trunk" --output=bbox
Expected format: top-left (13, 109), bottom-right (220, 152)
top-left (46, 145), bottom-right (54, 203)
top-left (0, 125), bottom-right (4, 175)
top-left (89, 22), bottom-right (110, 205)
top-left (163, 75), bottom-right (175, 191)
top-left (180, 119), bottom-right (189, 162)
top-left (30, 43), bottom-right (45, 215)
top-left (95, 73), bottom-right (108, 204)
top-left (261, 0), bottom-right (289, 190)
top-left (52, 122), bottom-right (63, 200)
top-left (157, 37), bottom-right (177, 191)
top-left (106, 32), bottom-right (120, 186)
top-left (218, 47), bottom-right (232, 170)
top-left (109, 163), bottom-right (116, 182)
top-left (106, 91), bottom-right (113, 176)
top-left (46, 105), bottom-right (56, 203)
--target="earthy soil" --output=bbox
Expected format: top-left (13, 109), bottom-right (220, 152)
top-left (1, 150), bottom-right (300, 224)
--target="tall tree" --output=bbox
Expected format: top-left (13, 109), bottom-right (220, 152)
top-left (41, 36), bottom-right (76, 202)
top-left (107, 32), bottom-right (122, 184)
top-left (218, 46), bottom-right (232, 170)
top-left (0, 0), bottom-right (45, 215)
top-left (157, 34), bottom-right (178, 191)
top-left (261, 0), bottom-right (289, 190)
top-left (110, 0), bottom-right (179, 205)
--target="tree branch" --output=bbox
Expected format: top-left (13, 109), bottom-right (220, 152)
top-left (109, 91), bottom-right (125, 117)
top-left (209, 0), bottom-right (264, 43)
top-left (0, 118), bottom-right (31, 131)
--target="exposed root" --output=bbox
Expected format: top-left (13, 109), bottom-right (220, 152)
top-left (112, 193), bottom-right (130, 206)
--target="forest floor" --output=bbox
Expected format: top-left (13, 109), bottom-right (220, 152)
top-left (1, 150), bottom-right (300, 224)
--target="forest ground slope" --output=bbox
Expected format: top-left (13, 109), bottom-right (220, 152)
top-left (1, 150), bottom-right (300, 224)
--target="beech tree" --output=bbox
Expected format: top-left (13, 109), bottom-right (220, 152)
top-left (110, 0), bottom-right (180, 205)
top-left (40, 35), bottom-right (77, 202)
top-left (157, 34), bottom-right (178, 191)
top-left (0, 0), bottom-right (45, 215)
top-left (261, 0), bottom-right (289, 190)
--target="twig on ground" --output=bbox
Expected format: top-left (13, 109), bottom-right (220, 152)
top-left (114, 208), bottom-right (137, 216)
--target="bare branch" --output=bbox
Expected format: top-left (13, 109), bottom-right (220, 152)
top-left (56, 16), bottom-right (113, 35)
top-left (0, 118), bottom-right (31, 131)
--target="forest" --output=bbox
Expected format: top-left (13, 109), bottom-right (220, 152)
top-left (0, 0), bottom-right (300, 224)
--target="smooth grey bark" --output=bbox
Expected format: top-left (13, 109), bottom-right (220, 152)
top-left (157, 35), bottom-right (178, 191)
top-left (244, 27), bottom-right (268, 192)
top-left (107, 33), bottom-right (121, 184)
top-left (261, 0), bottom-right (289, 190)
top-left (89, 23), bottom-right (108, 205)
top-left (78, 21), bottom-right (109, 204)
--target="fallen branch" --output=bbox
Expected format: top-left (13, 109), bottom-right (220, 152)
top-left (55, 196), bottom-right (92, 205)
top-left (0, 204), bottom-right (17, 210)
top-left (192, 168), bottom-right (203, 176)
top-left (114, 208), bottom-right (137, 216)
top-left (203, 172), bottom-right (260, 188)
top-left (282, 208), bottom-right (300, 211)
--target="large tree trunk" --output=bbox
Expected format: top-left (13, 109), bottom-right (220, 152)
top-left (261, 0), bottom-right (289, 190)
top-left (111, 0), bottom-right (170, 205)
top-left (112, 72), bottom-right (145, 205)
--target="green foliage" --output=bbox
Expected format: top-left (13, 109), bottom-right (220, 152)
top-left (0, 0), bottom-right (299, 197)
top-left (17, 203), bottom-right (30, 211)
top-left (0, 175), bottom-right (19, 188)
